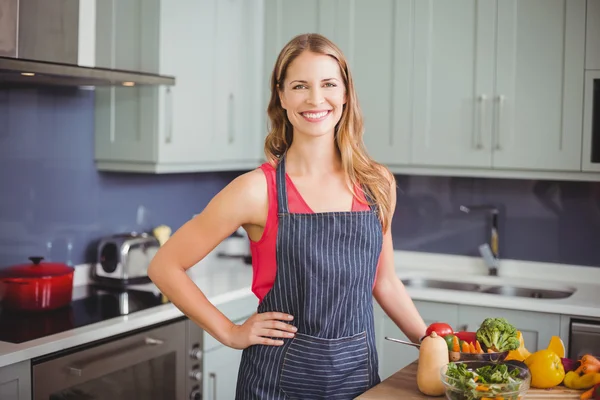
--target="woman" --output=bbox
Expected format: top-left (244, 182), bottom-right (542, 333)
top-left (148, 33), bottom-right (427, 399)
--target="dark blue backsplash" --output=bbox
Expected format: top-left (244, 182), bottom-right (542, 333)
top-left (1, 87), bottom-right (599, 269)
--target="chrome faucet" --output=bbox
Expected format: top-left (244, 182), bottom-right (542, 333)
top-left (459, 204), bottom-right (500, 276)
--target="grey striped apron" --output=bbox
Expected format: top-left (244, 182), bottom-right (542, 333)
top-left (235, 156), bottom-right (383, 399)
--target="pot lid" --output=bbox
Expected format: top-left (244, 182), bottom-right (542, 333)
top-left (0, 257), bottom-right (74, 279)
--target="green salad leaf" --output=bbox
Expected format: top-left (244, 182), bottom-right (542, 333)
top-left (445, 362), bottom-right (524, 400)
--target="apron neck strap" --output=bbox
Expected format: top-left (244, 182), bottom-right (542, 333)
top-left (276, 155), bottom-right (289, 214)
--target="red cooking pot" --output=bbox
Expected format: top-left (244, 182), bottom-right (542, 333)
top-left (0, 256), bottom-right (74, 312)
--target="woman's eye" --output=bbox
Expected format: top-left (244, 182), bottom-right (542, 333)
top-left (324, 82), bottom-right (337, 88)
top-left (293, 84), bottom-right (307, 90)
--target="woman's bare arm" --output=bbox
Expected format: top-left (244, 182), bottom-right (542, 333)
top-left (148, 169), bottom-right (296, 349)
top-left (372, 170), bottom-right (428, 344)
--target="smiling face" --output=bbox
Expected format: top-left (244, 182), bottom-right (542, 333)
top-left (278, 51), bottom-right (347, 140)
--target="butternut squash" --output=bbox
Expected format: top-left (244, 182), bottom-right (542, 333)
top-left (417, 331), bottom-right (449, 396)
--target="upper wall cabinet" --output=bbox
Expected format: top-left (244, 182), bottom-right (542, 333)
top-left (491, 0), bottom-right (585, 171)
top-left (411, 0), bottom-right (496, 168)
top-left (410, 0), bottom-right (586, 172)
top-left (94, 0), bottom-right (265, 173)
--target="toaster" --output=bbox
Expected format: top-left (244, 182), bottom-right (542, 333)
top-left (94, 232), bottom-right (160, 285)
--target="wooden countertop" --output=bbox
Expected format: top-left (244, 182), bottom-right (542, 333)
top-left (357, 361), bottom-right (584, 399)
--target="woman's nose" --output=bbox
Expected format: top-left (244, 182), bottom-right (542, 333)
top-left (307, 87), bottom-right (324, 105)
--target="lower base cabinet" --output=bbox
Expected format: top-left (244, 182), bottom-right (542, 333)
top-left (374, 300), bottom-right (563, 380)
top-left (0, 360), bottom-right (31, 400)
top-left (203, 345), bottom-right (243, 400)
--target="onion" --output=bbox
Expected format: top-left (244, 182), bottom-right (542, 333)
top-left (561, 357), bottom-right (579, 372)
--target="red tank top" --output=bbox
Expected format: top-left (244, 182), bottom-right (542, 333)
top-left (250, 163), bottom-right (382, 303)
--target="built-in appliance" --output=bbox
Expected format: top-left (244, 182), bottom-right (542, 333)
top-left (94, 232), bottom-right (160, 285)
top-left (568, 318), bottom-right (600, 360)
top-left (33, 319), bottom-right (187, 400)
top-left (31, 317), bottom-right (205, 400)
top-left (0, 0), bottom-right (174, 87)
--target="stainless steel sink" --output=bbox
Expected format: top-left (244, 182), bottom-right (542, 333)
top-left (480, 285), bottom-right (574, 299)
top-left (401, 278), bottom-right (482, 292)
top-left (401, 278), bottom-right (575, 299)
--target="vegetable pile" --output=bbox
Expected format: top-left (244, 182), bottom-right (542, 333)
top-left (561, 354), bottom-right (600, 399)
top-left (476, 317), bottom-right (520, 352)
top-left (444, 362), bottom-right (525, 400)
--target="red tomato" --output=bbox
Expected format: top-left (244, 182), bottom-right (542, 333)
top-left (454, 331), bottom-right (478, 344)
top-left (425, 322), bottom-right (454, 337)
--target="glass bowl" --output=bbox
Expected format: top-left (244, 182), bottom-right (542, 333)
top-left (440, 360), bottom-right (531, 400)
top-left (449, 350), bottom-right (509, 362)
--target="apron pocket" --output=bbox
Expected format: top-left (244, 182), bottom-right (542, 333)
top-left (279, 331), bottom-right (371, 399)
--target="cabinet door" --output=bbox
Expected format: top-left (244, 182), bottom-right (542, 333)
top-left (156, 0), bottom-right (220, 166)
top-left (458, 305), bottom-right (561, 352)
top-left (374, 300), bottom-right (459, 380)
top-left (411, 0), bottom-right (496, 168)
top-left (94, 0), bottom-right (161, 168)
top-left (213, 0), bottom-right (264, 165)
top-left (203, 345), bottom-right (243, 400)
top-left (0, 360), bottom-right (32, 400)
top-left (492, 0), bottom-right (586, 171)
top-left (335, 0), bottom-right (411, 165)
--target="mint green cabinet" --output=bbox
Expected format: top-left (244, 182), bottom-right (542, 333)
top-left (94, 0), bottom-right (264, 173)
top-left (0, 360), bottom-right (31, 400)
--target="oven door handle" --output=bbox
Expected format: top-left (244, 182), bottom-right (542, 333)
top-left (572, 322), bottom-right (600, 334)
top-left (68, 336), bottom-right (165, 377)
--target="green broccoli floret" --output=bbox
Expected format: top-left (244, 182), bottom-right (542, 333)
top-left (476, 317), bottom-right (520, 352)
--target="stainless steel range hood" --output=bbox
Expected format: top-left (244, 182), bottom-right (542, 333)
top-left (0, 56), bottom-right (175, 87)
top-left (0, 0), bottom-right (175, 87)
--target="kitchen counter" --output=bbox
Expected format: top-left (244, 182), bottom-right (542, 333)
top-left (1, 250), bottom-right (599, 369)
top-left (357, 360), bottom-right (583, 399)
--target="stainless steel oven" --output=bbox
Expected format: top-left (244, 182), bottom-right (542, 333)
top-left (32, 318), bottom-right (197, 400)
top-left (569, 318), bottom-right (600, 360)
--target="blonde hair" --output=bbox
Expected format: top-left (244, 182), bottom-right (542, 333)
top-left (264, 33), bottom-right (395, 231)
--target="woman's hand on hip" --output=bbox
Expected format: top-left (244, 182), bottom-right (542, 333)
top-left (227, 312), bottom-right (297, 349)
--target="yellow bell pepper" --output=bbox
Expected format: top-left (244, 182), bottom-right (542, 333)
top-left (524, 349), bottom-right (565, 389)
top-left (563, 370), bottom-right (600, 390)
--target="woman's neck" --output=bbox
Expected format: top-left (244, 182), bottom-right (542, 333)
top-left (285, 134), bottom-right (342, 177)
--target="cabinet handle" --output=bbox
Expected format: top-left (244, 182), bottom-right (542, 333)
top-left (493, 95), bottom-right (505, 150)
top-left (210, 372), bottom-right (217, 400)
top-left (165, 87), bottom-right (173, 144)
top-left (475, 95), bottom-right (486, 149)
top-left (228, 93), bottom-right (235, 144)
